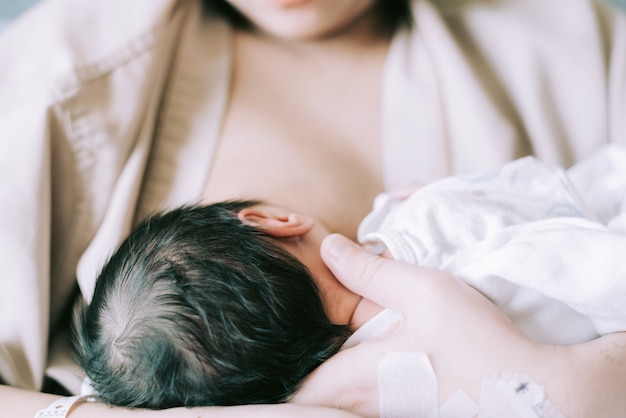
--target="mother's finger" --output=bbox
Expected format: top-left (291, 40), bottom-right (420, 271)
top-left (320, 234), bottom-right (450, 312)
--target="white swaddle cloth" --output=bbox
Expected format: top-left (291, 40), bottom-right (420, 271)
top-left (359, 145), bottom-right (626, 345)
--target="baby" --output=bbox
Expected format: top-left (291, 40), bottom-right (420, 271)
top-left (73, 200), bottom-right (352, 408)
top-left (74, 146), bottom-right (626, 408)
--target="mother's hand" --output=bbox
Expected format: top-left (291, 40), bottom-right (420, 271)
top-left (293, 234), bottom-right (550, 417)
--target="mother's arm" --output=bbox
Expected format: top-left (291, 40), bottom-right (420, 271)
top-left (0, 385), bottom-right (362, 418)
top-left (564, 333), bottom-right (626, 417)
top-left (293, 234), bottom-right (626, 417)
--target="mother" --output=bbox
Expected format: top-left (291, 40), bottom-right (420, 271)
top-left (1, 0), bottom-right (625, 416)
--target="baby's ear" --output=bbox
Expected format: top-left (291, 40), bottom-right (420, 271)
top-left (238, 205), bottom-right (314, 237)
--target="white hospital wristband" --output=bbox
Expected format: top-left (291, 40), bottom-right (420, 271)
top-left (35, 395), bottom-right (92, 418)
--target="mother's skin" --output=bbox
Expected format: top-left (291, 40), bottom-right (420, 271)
top-left (201, 0), bottom-right (389, 239)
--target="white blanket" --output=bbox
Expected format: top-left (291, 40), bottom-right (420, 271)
top-left (359, 145), bottom-right (626, 345)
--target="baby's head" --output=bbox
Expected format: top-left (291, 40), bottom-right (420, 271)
top-left (73, 200), bottom-right (352, 408)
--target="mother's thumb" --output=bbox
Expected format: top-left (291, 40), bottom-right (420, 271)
top-left (321, 234), bottom-right (386, 296)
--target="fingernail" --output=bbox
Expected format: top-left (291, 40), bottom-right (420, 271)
top-left (323, 234), bottom-right (353, 260)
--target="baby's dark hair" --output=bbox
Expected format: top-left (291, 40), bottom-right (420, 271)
top-left (73, 201), bottom-right (351, 408)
